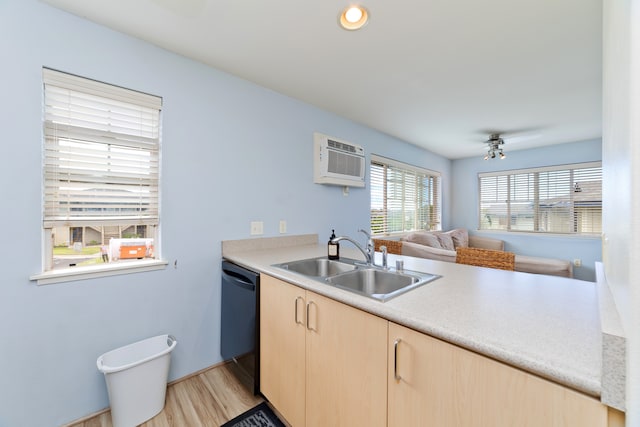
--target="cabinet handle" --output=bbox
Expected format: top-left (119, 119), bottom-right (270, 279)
top-left (294, 296), bottom-right (304, 325)
top-left (306, 301), bottom-right (317, 331)
top-left (394, 338), bottom-right (402, 381)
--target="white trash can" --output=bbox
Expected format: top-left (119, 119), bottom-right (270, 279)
top-left (97, 334), bottom-right (177, 427)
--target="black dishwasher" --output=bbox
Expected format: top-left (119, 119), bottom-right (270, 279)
top-left (221, 260), bottom-right (260, 394)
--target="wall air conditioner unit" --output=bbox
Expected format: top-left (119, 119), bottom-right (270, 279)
top-left (313, 132), bottom-right (366, 187)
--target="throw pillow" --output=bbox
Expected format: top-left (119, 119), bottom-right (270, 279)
top-left (434, 232), bottom-right (455, 250)
top-left (445, 228), bottom-right (469, 248)
top-left (402, 231), bottom-right (442, 249)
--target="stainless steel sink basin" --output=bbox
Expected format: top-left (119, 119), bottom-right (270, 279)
top-left (274, 257), bottom-right (358, 277)
top-left (327, 268), bottom-right (440, 302)
top-left (273, 257), bottom-right (440, 302)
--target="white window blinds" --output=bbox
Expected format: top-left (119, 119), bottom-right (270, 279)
top-left (479, 162), bottom-right (602, 234)
top-left (370, 155), bottom-right (441, 235)
top-left (42, 68), bottom-right (161, 228)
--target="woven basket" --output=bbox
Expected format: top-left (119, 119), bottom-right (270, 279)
top-left (455, 247), bottom-right (515, 271)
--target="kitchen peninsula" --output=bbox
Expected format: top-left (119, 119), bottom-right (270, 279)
top-left (222, 234), bottom-right (625, 426)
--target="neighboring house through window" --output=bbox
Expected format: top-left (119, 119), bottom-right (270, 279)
top-left (370, 154), bottom-right (441, 235)
top-left (41, 68), bottom-right (162, 273)
top-left (479, 162), bottom-right (602, 235)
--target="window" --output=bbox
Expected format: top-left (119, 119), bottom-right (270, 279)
top-left (479, 162), bottom-right (602, 235)
top-left (370, 155), bottom-right (441, 235)
top-left (41, 68), bottom-right (162, 273)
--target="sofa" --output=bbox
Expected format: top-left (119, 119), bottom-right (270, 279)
top-left (375, 229), bottom-right (573, 278)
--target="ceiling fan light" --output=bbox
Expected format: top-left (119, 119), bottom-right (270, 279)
top-left (339, 6), bottom-right (369, 30)
top-left (483, 133), bottom-right (508, 160)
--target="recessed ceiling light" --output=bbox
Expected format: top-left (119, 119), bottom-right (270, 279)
top-left (339, 5), bottom-right (369, 31)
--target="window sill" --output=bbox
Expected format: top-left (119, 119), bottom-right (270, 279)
top-left (30, 259), bottom-right (169, 285)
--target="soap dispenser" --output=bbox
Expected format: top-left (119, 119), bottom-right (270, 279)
top-left (328, 229), bottom-right (339, 260)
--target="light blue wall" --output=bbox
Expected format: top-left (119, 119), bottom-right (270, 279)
top-left (0, 1), bottom-right (451, 426)
top-left (451, 139), bottom-right (602, 281)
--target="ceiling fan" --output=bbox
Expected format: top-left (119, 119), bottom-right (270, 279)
top-left (484, 133), bottom-right (506, 160)
top-left (480, 130), bottom-right (541, 160)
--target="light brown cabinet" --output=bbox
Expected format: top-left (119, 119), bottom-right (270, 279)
top-left (261, 274), bottom-right (616, 427)
top-left (260, 274), bottom-right (306, 426)
top-left (388, 322), bottom-right (609, 427)
top-left (260, 274), bottom-right (387, 427)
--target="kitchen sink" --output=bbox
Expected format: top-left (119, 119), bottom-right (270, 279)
top-left (273, 257), bottom-right (440, 302)
top-left (274, 257), bottom-right (358, 277)
top-left (327, 268), bottom-right (439, 302)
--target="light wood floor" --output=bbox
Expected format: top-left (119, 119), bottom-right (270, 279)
top-left (68, 362), bottom-right (263, 427)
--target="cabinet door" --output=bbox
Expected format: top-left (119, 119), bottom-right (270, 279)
top-left (305, 291), bottom-right (388, 427)
top-left (388, 322), bottom-right (608, 427)
top-left (260, 274), bottom-right (306, 427)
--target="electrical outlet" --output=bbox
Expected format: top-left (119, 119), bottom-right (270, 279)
top-left (250, 221), bottom-right (263, 235)
top-left (573, 259), bottom-right (582, 267)
top-left (279, 220), bottom-right (287, 234)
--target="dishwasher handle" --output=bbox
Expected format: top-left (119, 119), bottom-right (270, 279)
top-left (222, 268), bottom-right (256, 291)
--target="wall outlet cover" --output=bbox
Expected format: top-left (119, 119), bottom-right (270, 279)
top-left (250, 221), bottom-right (264, 235)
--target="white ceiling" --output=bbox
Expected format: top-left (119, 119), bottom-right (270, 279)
top-left (42, 0), bottom-right (603, 159)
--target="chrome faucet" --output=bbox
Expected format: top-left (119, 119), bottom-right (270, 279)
top-left (381, 245), bottom-right (388, 269)
top-left (331, 229), bottom-right (375, 265)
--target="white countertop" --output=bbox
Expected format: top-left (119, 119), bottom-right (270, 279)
top-left (222, 235), bottom-right (602, 399)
